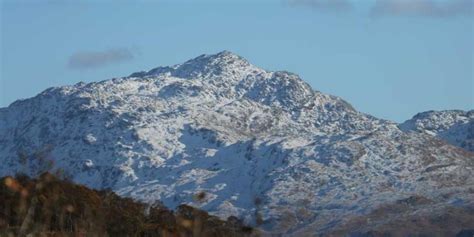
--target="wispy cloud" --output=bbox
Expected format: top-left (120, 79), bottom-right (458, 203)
top-left (370, 0), bottom-right (474, 18)
top-left (286, 0), bottom-right (353, 12)
top-left (68, 48), bottom-right (135, 70)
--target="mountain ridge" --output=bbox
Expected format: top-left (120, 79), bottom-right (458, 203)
top-left (0, 51), bottom-right (473, 235)
top-left (400, 109), bottom-right (473, 152)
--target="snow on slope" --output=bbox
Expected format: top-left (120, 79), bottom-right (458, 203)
top-left (400, 110), bottom-right (474, 152)
top-left (1, 51), bottom-right (473, 235)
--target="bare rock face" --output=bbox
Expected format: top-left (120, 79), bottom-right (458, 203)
top-left (1, 51), bottom-right (473, 235)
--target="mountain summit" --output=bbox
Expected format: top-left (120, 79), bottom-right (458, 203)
top-left (1, 52), bottom-right (473, 235)
top-left (129, 50), bottom-right (257, 79)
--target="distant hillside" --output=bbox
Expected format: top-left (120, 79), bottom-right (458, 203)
top-left (0, 173), bottom-right (258, 237)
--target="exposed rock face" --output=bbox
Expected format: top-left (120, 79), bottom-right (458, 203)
top-left (1, 51), bottom-right (473, 235)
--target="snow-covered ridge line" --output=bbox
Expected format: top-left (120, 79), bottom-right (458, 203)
top-left (400, 110), bottom-right (473, 151)
top-left (0, 51), bottom-right (473, 235)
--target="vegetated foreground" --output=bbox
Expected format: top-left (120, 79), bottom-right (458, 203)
top-left (1, 172), bottom-right (474, 237)
top-left (0, 173), bottom-right (258, 237)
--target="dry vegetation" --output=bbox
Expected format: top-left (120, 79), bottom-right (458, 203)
top-left (0, 173), bottom-right (259, 237)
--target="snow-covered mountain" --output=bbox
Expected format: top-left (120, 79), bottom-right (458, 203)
top-left (400, 110), bottom-right (474, 152)
top-left (1, 51), bottom-right (473, 235)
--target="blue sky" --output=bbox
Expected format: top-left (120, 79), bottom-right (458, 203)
top-left (1, 0), bottom-right (472, 122)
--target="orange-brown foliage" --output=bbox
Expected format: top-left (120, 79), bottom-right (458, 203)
top-left (0, 173), bottom-right (258, 237)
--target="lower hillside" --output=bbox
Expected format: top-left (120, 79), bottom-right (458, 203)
top-left (0, 173), bottom-right (258, 237)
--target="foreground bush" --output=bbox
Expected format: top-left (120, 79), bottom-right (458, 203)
top-left (0, 173), bottom-right (258, 237)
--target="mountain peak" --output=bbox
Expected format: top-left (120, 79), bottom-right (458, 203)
top-left (1, 52), bottom-right (474, 235)
top-left (193, 50), bottom-right (244, 62)
top-left (181, 50), bottom-right (251, 70)
top-left (129, 50), bottom-right (256, 79)
top-left (212, 50), bottom-right (241, 58)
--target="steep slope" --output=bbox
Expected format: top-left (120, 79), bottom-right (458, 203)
top-left (1, 51), bottom-right (473, 235)
top-left (400, 110), bottom-right (474, 152)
